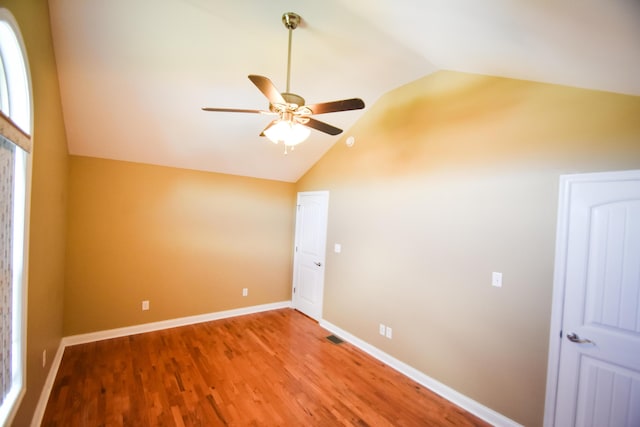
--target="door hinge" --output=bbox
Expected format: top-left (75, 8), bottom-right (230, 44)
top-left (559, 330), bottom-right (563, 338)
top-left (293, 287), bottom-right (296, 294)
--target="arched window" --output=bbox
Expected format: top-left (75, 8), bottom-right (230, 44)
top-left (0, 8), bottom-right (32, 426)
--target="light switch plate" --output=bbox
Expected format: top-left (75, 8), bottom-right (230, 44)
top-left (334, 243), bottom-right (342, 253)
top-left (492, 272), bottom-right (503, 288)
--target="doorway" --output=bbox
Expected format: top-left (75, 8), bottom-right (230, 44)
top-left (291, 191), bottom-right (329, 321)
top-left (544, 170), bottom-right (640, 426)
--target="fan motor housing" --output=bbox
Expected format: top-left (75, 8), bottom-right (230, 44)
top-left (281, 92), bottom-right (305, 107)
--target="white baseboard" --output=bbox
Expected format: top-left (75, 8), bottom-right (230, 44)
top-left (30, 340), bottom-right (65, 427)
top-left (319, 319), bottom-right (523, 427)
top-left (62, 301), bottom-right (292, 346)
top-left (29, 301), bottom-right (291, 426)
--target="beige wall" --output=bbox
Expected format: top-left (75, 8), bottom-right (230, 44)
top-left (0, 0), bottom-right (70, 425)
top-left (297, 71), bottom-right (640, 426)
top-left (64, 156), bottom-right (296, 335)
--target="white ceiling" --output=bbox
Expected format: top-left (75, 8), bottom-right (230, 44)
top-left (48, 0), bottom-right (640, 182)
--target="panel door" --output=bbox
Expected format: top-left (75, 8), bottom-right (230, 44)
top-left (292, 191), bottom-right (329, 320)
top-left (553, 171), bottom-right (640, 427)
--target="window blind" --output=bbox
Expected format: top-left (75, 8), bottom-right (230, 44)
top-left (0, 135), bottom-right (15, 405)
top-left (0, 106), bottom-right (29, 410)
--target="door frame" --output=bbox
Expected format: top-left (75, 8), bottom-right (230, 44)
top-left (291, 190), bottom-right (329, 320)
top-left (543, 169), bottom-right (640, 426)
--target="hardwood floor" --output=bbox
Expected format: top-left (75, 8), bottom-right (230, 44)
top-left (42, 309), bottom-right (490, 426)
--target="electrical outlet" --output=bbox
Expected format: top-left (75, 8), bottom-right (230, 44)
top-left (42, 349), bottom-right (46, 367)
top-left (242, 288), bottom-right (248, 297)
top-left (492, 272), bottom-right (503, 288)
top-left (385, 327), bottom-right (393, 339)
top-left (379, 324), bottom-right (386, 336)
top-left (142, 300), bottom-right (150, 311)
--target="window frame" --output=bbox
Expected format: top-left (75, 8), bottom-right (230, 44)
top-left (0, 7), bottom-right (32, 426)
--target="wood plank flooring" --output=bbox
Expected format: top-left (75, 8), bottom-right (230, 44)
top-left (42, 309), bottom-right (490, 426)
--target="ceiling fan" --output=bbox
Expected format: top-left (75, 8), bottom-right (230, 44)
top-left (202, 12), bottom-right (365, 152)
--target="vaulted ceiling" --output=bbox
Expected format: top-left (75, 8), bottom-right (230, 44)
top-left (48, 0), bottom-right (640, 182)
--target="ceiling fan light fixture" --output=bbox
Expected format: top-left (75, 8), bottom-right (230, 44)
top-left (264, 119), bottom-right (310, 147)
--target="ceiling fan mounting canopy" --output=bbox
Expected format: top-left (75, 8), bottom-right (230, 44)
top-left (282, 12), bottom-right (301, 30)
top-left (202, 11), bottom-right (365, 147)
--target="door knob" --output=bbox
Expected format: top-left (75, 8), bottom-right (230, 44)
top-left (314, 261), bottom-right (322, 267)
top-left (567, 332), bottom-right (595, 345)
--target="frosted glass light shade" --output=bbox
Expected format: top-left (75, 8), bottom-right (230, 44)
top-left (264, 120), bottom-right (310, 147)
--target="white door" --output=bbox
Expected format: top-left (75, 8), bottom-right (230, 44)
top-left (292, 191), bottom-right (329, 321)
top-left (545, 170), bottom-right (640, 427)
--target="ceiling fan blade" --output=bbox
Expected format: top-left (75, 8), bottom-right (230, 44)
top-left (304, 118), bottom-right (343, 136)
top-left (248, 75), bottom-right (286, 105)
top-left (305, 98), bottom-right (365, 115)
top-left (202, 107), bottom-right (265, 113)
top-left (259, 120), bottom-right (278, 137)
